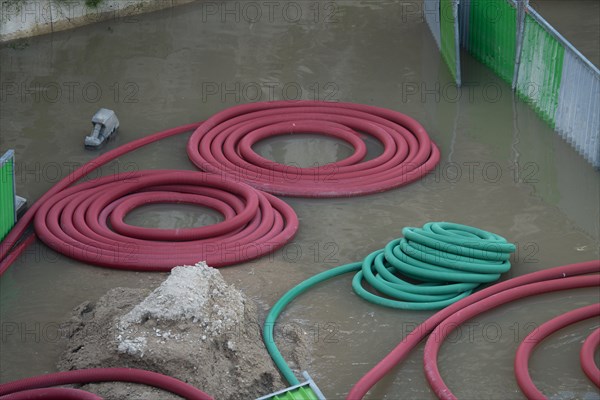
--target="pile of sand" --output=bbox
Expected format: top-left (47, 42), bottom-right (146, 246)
top-left (59, 263), bottom-right (308, 400)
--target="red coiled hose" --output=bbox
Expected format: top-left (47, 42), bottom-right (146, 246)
top-left (0, 368), bottom-right (212, 400)
top-left (2, 101), bottom-right (438, 272)
top-left (0, 122), bottom-right (200, 274)
top-left (187, 101), bottom-right (440, 197)
top-left (33, 170), bottom-right (298, 270)
top-left (0, 101), bottom-right (436, 397)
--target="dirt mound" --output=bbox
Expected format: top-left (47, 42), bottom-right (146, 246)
top-left (59, 263), bottom-right (308, 399)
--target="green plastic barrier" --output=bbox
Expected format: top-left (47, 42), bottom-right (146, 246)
top-left (468, 0), bottom-right (516, 83)
top-left (516, 13), bottom-right (565, 127)
top-left (0, 150), bottom-right (16, 242)
top-left (440, 0), bottom-right (460, 84)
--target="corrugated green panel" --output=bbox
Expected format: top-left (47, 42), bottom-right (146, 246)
top-left (468, 0), bottom-right (516, 82)
top-left (440, 0), bottom-right (458, 81)
top-left (0, 157), bottom-right (16, 241)
top-left (272, 386), bottom-right (319, 400)
top-left (516, 14), bottom-right (564, 127)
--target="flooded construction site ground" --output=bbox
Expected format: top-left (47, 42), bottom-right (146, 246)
top-left (1, 1), bottom-right (599, 399)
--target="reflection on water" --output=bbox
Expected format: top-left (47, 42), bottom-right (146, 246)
top-left (0, 1), bottom-right (598, 399)
top-left (253, 134), bottom-right (354, 167)
top-left (124, 204), bottom-right (224, 229)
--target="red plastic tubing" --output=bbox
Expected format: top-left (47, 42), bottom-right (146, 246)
top-left (514, 303), bottom-right (600, 399)
top-left (33, 170), bottom-right (298, 270)
top-left (347, 260), bottom-right (600, 399)
top-left (0, 387), bottom-right (102, 399)
top-left (1, 101), bottom-right (438, 272)
top-left (0, 368), bottom-right (212, 400)
top-left (0, 122), bottom-right (200, 274)
top-left (0, 127), bottom-right (299, 272)
top-left (424, 276), bottom-right (599, 400)
top-left (187, 101), bottom-right (440, 197)
top-left (0, 101), bottom-right (437, 397)
top-left (580, 327), bottom-right (600, 388)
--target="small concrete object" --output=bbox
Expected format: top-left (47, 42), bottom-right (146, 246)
top-left (256, 371), bottom-right (326, 400)
top-left (85, 108), bottom-right (119, 148)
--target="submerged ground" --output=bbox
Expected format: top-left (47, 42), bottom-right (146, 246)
top-left (1, 1), bottom-right (599, 398)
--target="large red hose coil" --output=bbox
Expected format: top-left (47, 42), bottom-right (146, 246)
top-left (33, 170), bottom-right (298, 270)
top-left (187, 101), bottom-right (440, 197)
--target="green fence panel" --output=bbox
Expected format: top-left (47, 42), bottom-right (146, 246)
top-left (515, 13), bottom-right (564, 127)
top-left (0, 150), bottom-right (16, 242)
top-left (440, 0), bottom-right (460, 84)
top-left (459, 0), bottom-right (598, 168)
top-left (468, 0), bottom-right (516, 83)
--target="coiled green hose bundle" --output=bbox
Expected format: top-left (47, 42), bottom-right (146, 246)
top-left (352, 222), bottom-right (516, 310)
top-left (264, 222), bottom-right (516, 385)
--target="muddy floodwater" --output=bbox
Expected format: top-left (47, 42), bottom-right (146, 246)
top-left (1, 1), bottom-right (599, 399)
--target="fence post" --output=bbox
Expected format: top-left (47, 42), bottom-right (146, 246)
top-left (452, 0), bottom-right (461, 86)
top-left (512, 0), bottom-right (528, 89)
top-left (424, 0), bottom-right (441, 49)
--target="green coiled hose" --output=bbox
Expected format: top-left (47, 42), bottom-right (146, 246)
top-left (264, 222), bottom-right (516, 385)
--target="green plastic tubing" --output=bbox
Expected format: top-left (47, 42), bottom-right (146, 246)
top-left (264, 262), bottom-right (361, 386)
top-left (263, 222), bottom-right (516, 385)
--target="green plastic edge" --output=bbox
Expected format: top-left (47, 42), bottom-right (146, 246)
top-left (468, 0), bottom-right (516, 83)
top-left (440, 0), bottom-right (458, 82)
top-left (515, 13), bottom-right (564, 127)
top-left (0, 157), bottom-right (15, 241)
top-left (270, 386), bottom-right (319, 400)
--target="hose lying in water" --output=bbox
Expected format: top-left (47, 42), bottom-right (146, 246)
top-left (424, 275), bottom-right (600, 400)
top-left (264, 222), bottom-right (515, 386)
top-left (1, 100), bottom-right (437, 272)
top-left (0, 122), bottom-right (200, 275)
top-left (33, 170), bottom-right (298, 270)
top-left (581, 327), bottom-right (600, 388)
top-left (263, 259), bottom-right (599, 397)
top-left (514, 304), bottom-right (600, 399)
top-left (0, 368), bottom-right (212, 400)
top-left (348, 260), bottom-right (600, 399)
top-left (0, 101), bottom-right (437, 397)
top-left (187, 101), bottom-right (440, 197)
top-left (354, 222), bottom-right (515, 310)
